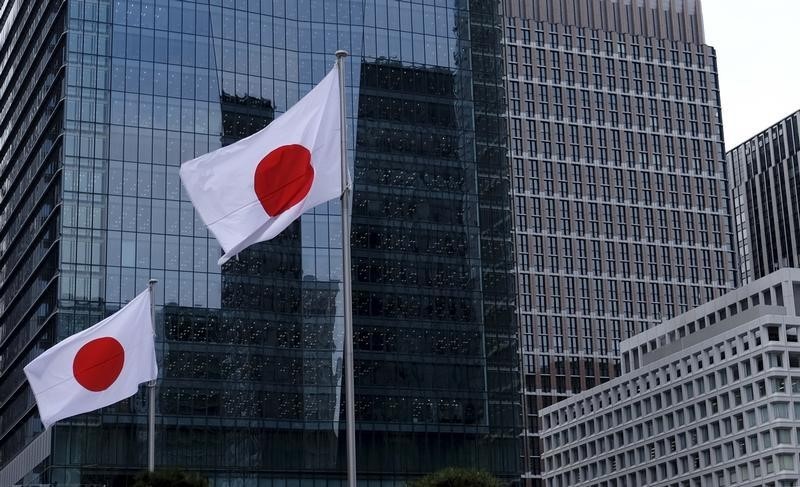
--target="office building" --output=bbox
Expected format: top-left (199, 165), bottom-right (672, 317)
top-left (541, 268), bottom-right (800, 487)
top-left (0, 0), bottom-right (519, 485)
top-left (728, 110), bottom-right (800, 284)
top-left (502, 0), bottom-right (737, 481)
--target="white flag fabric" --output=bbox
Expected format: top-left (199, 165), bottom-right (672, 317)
top-left (24, 290), bottom-right (157, 429)
top-left (180, 67), bottom-right (344, 265)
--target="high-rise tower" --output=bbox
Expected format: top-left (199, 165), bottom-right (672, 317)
top-left (728, 110), bottom-right (800, 284)
top-left (0, 0), bottom-right (519, 485)
top-left (502, 1), bottom-right (737, 483)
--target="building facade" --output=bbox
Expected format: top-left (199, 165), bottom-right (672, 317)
top-left (0, 0), bottom-right (519, 485)
top-left (541, 268), bottom-right (800, 487)
top-left (502, 0), bottom-right (737, 481)
top-left (728, 110), bottom-right (800, 284)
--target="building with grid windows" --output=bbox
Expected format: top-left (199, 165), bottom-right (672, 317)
top-left (541, 268), bottom-right (800, 487)
top-left (728, 110), bottom-right (800, 284)
top-left (502, 0), bottom-right (737, 482)
top-left (0, 0), bottom-right (519, 485)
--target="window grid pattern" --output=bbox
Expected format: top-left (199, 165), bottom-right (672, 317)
top-left (0, 0), bottom-right (65, 469)
top-left (3, 0), bottom-right (521, 485)
top-left (728, 111), bottom-right (800, 284)
top-left (505, 13), bottom-right (737, 483)
top-left (541, 273), bottom-right (800, 487)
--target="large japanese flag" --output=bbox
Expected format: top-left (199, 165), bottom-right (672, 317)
top-left (180, 67), bottom-right (344, 265)
top-left (24, 290), bottom-right (157, 429)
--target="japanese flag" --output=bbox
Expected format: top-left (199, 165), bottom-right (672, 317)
top-left (180, 66), bottom-right (344, 265)
top-left (24, 290), bottom-right (157, 429)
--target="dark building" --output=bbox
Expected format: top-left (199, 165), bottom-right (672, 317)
top-left (0, 0), bottom-right (519, 485)
top-left (502, 0), bottom-right (737, 483)
top-left (728, 110), bottom-right (800, 283)
top-left (352, 58), bottom-right (517, 476)
top-left (0, 0), bottom-right (66, 483)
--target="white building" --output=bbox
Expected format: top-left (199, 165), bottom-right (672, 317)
top-left (541, 268), bottom-right (800, 487)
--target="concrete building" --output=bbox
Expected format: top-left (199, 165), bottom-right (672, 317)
top-left (502, 0), bottom-right (737, 480)
top-left (541, 268), bottom-right (800, 487)
top-left (728, 110), bottom-right (800, 284)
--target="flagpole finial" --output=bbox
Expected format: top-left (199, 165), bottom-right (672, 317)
top-left (335, 50), bottom-right (349, 59)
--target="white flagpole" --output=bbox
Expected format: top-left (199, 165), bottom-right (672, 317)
top-left (335, 49), bottom-right (357, 487)
top-left (147, 278), bottom-right (158, 473)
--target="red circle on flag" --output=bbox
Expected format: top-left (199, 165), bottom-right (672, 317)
top-left (254, 144), bottom-right (314, 216)
top-left (72, 337), bottom-right (125, 392)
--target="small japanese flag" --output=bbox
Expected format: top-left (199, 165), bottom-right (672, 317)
top-left (180, 66), bottom-right (344, 265)
top-left (24, 290), bottom-right (157, 429)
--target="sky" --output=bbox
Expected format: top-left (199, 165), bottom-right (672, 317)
top-left (701, 0), bottom-right (800, 149)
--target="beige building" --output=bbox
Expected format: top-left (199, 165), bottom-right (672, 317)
top-left (502, 0), bottom-right (737, 481)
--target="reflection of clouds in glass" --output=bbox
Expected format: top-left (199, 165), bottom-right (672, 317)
top-left (332, 300), bottom-right (345, 430)
top-left (300, 208), bottom-right (345, 432)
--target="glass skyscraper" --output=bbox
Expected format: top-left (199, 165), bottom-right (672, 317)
top-left (0, 0), bottom-right (519, 485)
top-left (502, 0), bottom-right (737, 483)
top-left (728, 110), bottom-right (800, 284)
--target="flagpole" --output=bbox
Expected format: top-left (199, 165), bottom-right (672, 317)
top-left (335, 49), bottom-right (357, 487)
top-left (147, 279), bottom-right (158, 473)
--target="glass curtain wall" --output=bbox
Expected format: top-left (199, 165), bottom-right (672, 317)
top-left (1, 0), bottom-right (520, 484)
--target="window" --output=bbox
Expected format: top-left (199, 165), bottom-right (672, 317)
top-left (774, 402), bottom-right (790, 419)
top-left (767, 326), bottom-right (781, 341)
top-left (760, 405), bottom-right (770, 422)
top-left (752, 460), bottom-right (761, 478)
top-left (777, 453), bottom-right (795, 471)
top-left (746, 409), bottom-right (756, 427)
